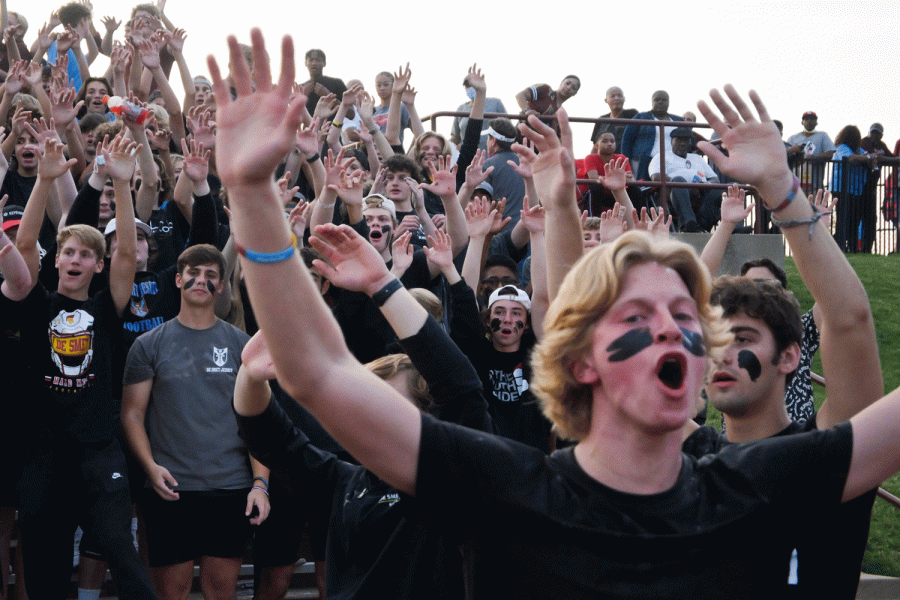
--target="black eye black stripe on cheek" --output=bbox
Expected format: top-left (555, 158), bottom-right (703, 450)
top-left (680, 328), bottom-right (705, 356)
top-left (606, 328), bottom-right (652, 362)
top-left (737, 350), bottom-right (762, 381)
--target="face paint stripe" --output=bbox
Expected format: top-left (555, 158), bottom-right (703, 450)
top-left (606, 328), bottom-right (653, 362)
top-left (490, 318), bottom-right (502, 332)
top-left (680, 328), bottom-right (705, 356)
top-left (737, 350), bottom-right (762, 381)
top-left (183, 277), bottom-right (196, 290)
top-left (206, 280), bottom-right (216, 294)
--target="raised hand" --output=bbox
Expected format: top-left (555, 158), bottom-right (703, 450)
top-left (465, 63), bottom-right (485, 93)
top-left (180, 137), bottom-right (210, 184)
top-left (519, 195), bottom-right (545, 235)
top-left (513, 108), bottom-right (576, 207)
top-left (309, 223), bottom-right (393, 294)
top-left (288, 200), bottom-right (310, 238)
top-left (406, 177), bottom-right (425, 213)
top-left (55, 26), bottom-right (81, 55)
top-left (720, 183), bottom-right (755, 225)
top-left (10, 103), bottom-right (31, 137)
top-left (146, 119), bottom-right (172, 152)
top-left (465, 196), bottom-right (496, 239)
top-left (168, 27), bottom-right (187, 54)
top-left (390, 230), bottom-right (414, 277)
top-left (489, 197), bottom-right (510, 233)
top-left (312, 92), bottom-right (338, 120)
top-left (101, 16), bottom-right (121, 33)
top-left (598, 202), bottom-right (627, 243)
top-left (596, 156), bottom-right (628, 192)
top-left (37, 138), bottom-right (78, 179)
top-left (696, 85), bottom-right (793, 204)
top-left (4, 61), bottom-right (26, 94)
top-left (208, 29), bottom-right (305, 187)
top-left (138, 37), bottom-right (162, 70)
top-left (424, 227), bottom-right (454, 272)
top-left (295, 116), bottom-right (319, 157)
top-left (323, 147), bottom-right (348, 192)
top-left (507, 139), bottom-right (534, 179)
top-left (465, 149), bottom-right (494, 188)
top-left (50, 87), bottom-right (83, 127)
top-left (331, 168), bottom-right (366, 208)
top-left (24, 117), bottom-right (62, 145)
top-left (392, 63), bottom-right (411, 94)
top-left (186, 104), bottom-right (216, 150)
top-left (400, 85), bottom-right (416, 105)
top-left (103, 135), bottom-right (140, 182)
top-left (810, 188), bottom-right (836, 230)
top-left (35, 22), bottom-right (54, 54)
top-left (421, 155), bottom-right (457, 198)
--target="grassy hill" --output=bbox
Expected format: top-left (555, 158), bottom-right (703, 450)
top-left (705, 253), bottom-right (900, 575)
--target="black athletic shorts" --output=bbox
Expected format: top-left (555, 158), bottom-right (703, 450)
top-left (140, 488), bottom-right (252, 567)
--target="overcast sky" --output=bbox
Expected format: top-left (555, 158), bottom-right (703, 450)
top-left (16, 0), bottom-right (900, 153)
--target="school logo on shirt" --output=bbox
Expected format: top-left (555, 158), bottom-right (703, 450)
top-left (47, 309), bottom-right (95, 389)
top-left (130, 296), bottom-right (149, 317)
top-left (206, 346), bottom-right (234, 373)
top-left (213, 347), bottom-right (228, 366)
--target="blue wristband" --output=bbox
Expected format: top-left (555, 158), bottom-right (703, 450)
top-left (240, 244), bottom-right (296, 264)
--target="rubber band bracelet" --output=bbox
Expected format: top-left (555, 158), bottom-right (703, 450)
top-left (305, 152), bottom-right (320, 163)
top-left (251, 485), bottom-right (269, 497)
top-left (769, 175), bottom-right (801, 213)
top-left (238, 243), bottom-right (296, 264)
top-left (253, 476), bottom-right (269, 488)
top-left (372, 278), bottom-right (403, 307)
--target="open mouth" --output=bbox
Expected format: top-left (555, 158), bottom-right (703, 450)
top-left (500, 327), bottom-right (512, 335)
top-left (369, 229), bottom-right (383, 240)
top-left (21, 150), bottom-right (35, 160)
top-left (656, 354), bottom-right (686, 390)
top-left (711, 371), bottom-right (737, 385)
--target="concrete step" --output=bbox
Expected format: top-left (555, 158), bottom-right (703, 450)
top-left (856, 573), bottom-right (900, 599)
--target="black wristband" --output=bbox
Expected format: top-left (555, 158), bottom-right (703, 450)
top-left (305, 152), bottom-right (320, 163)
top-left (372, 278), bottom-right (403, 307)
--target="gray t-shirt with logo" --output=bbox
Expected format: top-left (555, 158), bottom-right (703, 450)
top-left (124, 318), bottom-right (251, 491)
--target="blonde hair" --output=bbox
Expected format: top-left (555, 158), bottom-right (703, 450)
top-left (57, 224), bottom-right (106, 260)
top-left (583, 216), bottom-right (601, 231)
top-left (146, 103), bottom-right (170, 129)
top-left (366, 354), bottom-right (431, 412)
top-left (531, 231), bottom-right (727, 440)
top-left (409, 288), bottom-right (443, 323)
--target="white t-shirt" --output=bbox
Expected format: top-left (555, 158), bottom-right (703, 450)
top-left (648, 151), bottom-right (717, 182)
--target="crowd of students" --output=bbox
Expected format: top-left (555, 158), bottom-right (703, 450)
top-left (0, 3), bottom-right (896, 600)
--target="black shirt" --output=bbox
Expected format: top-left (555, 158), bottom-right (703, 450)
top-left (413, 416), bottom-right (853, 599)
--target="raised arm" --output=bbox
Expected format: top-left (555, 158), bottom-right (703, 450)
top-left (520, 195), bottom-right (548, 339)
top-left (421, 156), bottom-right (467, 258)
top-left (385, 64), bottom-right (410, 147)
top-left (104, 134), bottom-right (139, 316)
top-left (0, 195), bottom-right (32, 300)
top-left (698, 86), bottom-right (884, 464)
top-left (209, 29), bottom-right (420, 495)
top-left (698, 86), bottom-right (881, 432)
top-left (15, 138), bottom-right (77, 286)
top-left (514, 109), bottom-right (580, 301)
top-left (699, 184), bottom-right (754, 276)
